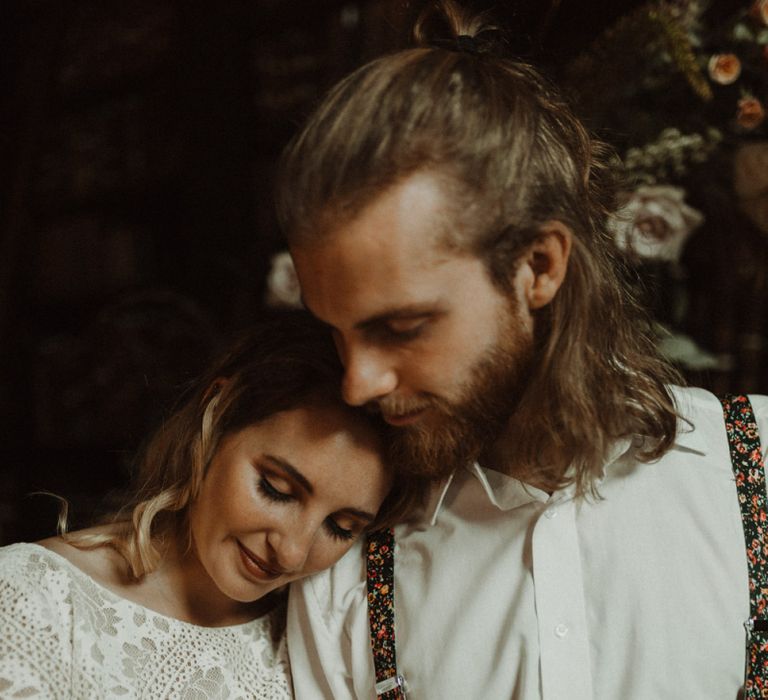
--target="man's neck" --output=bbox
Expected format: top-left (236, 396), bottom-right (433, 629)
top-left (480, 428), bottom-right (568, 494)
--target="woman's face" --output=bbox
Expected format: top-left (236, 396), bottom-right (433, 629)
top-left (189, 400), bottom-right (390, 605)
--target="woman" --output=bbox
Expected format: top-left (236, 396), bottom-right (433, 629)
top-left (0, 312), bottom-right (419, 698)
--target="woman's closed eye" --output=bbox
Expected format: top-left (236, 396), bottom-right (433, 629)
top-left (324, 516), bottom-right (356, 542)
top-left (258, 475), bottom-right (294, 503)
top-left (258, 467), bottom-right (366, 543)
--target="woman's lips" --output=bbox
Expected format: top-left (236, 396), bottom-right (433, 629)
top-left (237, 541), bottom-right (284, 581)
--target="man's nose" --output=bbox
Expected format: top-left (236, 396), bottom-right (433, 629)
top-left (341, 345), bottom-right (398, 407)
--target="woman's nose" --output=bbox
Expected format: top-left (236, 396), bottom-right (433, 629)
top-left (269, 524), bottom-right (316, 574)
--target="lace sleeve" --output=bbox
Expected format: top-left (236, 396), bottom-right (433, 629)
top-left (0, 553), bottom-right (71, 697)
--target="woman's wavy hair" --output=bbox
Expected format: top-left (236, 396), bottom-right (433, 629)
top-left (65, 311), bottom-right (425, 577)
top-left (276, 1), bottom-right (682, 495)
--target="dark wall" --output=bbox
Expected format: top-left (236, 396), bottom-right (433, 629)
top-left (0, 0), bottom-right (417, 543)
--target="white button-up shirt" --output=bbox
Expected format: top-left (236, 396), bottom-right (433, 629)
top-left (288, 387), bottom-right (766, 699)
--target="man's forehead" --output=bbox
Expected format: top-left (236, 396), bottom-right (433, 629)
top-left (325, 172), bottom-right (458, 243)
top-left (289, 172), bottom-right (487, 323)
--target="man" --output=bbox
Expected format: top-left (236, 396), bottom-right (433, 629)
top-left (275, 2), bottom-right (766, 697)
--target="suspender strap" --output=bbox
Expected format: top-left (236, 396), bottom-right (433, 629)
top-left (365, 527), bottom-right (406, 699)
top-left (721, 394), bottom-right (768, 696)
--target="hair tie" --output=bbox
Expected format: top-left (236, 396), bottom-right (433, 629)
top-left (429, 34), bottom-right (481, 56)
top-left (455, 34), bottom-right (480, 55)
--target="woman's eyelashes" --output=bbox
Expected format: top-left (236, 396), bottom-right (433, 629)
top-left (258, 475), bottom-right (294, 503)
top-left (257, 472), bottom-right (360, 544)
top-left (324, 517), bottom-right (355, 542)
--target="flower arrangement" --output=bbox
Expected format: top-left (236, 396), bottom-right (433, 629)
top-left (565, 0), bottom-right (768, 145)
top-left (563, 0), bottom-right (768, 374)
top-left (564, 0), bottom-right (767, 209)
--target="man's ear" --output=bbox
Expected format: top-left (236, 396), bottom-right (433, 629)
top-left (522, 221), bottom-right (572, 310)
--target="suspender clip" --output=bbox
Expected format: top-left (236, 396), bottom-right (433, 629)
top-left (375, 673), bottom-right (407, 697)
top-left (745, 617), bottom-right (768, 636)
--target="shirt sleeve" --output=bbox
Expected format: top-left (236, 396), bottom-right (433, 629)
top-left (287, 542), bottom-right (377, 700)
top-left (0, 552), bottom-right (71, 697)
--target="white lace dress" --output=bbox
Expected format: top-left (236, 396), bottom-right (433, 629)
top-left (0, 543), bottom-right (293, 699)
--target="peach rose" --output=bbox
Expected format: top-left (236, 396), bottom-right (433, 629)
top-left (750, 0), bottom-right (768, 25)
top-left (708, 53), bottom-right (742, 85)
top-left (737, 97), bottom-right (766, 130)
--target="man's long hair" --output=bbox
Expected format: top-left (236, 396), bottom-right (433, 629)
top-left (276, 1), bottom-right (682, 495)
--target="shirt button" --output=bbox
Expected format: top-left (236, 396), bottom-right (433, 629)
top-left (545, 508), bottom-right (558, 519)
top-left (554, 623), bottom-right (569, 638)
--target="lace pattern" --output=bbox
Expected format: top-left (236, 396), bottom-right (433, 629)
top-left (0, 543), bottom-right (292, 699)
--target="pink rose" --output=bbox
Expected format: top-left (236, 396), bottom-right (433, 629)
top-left (708, 53), bottom-right (742, 85)
top-left (737, 96), bottom-right (766, 130)
top-left (610, 186), bottom-right (704, 262)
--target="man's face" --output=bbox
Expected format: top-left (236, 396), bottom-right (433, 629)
top-left (291, 172), bottom-right (536, 477)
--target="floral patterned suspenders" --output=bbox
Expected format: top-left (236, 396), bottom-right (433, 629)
top-left (366, 527), bottom-right (407, 699)
top-left (365, 396), bottom-right (768, 697)
top-left (721, 394), bottom-right (768, 696)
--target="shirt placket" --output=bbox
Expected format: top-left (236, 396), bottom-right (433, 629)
top-left (531, 495), bottom-right (593, 700)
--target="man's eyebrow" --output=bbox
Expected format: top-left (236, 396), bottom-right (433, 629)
top-left (355, 306), bottom-right (439, 332)
top-left (262, 455), bottom-right (314, 494)
top-left (300, 297), bottom-right (438, 333)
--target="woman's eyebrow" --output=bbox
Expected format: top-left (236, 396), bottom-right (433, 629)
top-left (262, 454), bottom-right (313, 494)
top-left (338, 507), bottom-right (376, 522)
top-left (262, 455), bottom-right (378, 520)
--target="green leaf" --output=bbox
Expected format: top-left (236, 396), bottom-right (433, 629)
top-left (732, 23), bottom-right (755, 42)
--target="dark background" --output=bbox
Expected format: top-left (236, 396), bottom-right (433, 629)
top-left (1, 0), bottom-right (765, 545)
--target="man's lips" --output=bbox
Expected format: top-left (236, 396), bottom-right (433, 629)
top-left (237, 541), bottom-right (284, 581)
top-left (381, 407), bottom-right (427, 426)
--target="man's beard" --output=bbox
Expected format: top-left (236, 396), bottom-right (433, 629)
top-left (386, 306), bottom-right (534, 480)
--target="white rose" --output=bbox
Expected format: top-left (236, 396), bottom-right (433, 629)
top-left (265, 251), bottom-right (302, 308)
top-left (610, 185), bottom-right (704, 262)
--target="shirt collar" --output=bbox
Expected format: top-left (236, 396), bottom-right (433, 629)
top-left (427, 462), bottom-right (550, 525)
top-left (427, 399), bottom-right (709, 524)
top-left (428, 471), bottom-right (456, 525)
top-left (598, 437), bottom-right (634, 479)
top-left (671, 413), bottom-right (708, 455)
